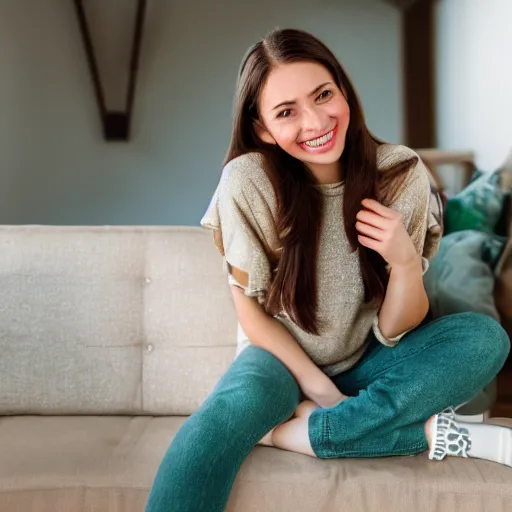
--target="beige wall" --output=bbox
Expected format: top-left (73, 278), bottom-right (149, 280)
top-left (0, 0), bottom-right (403, 225)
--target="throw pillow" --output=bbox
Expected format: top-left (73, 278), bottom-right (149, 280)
top-left (444, 170), bottom-right (505, 235)
top-left (424, 230), bottom-right (505, 321)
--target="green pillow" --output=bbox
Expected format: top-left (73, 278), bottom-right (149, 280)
top-left (424, 230), bottom-right (504, 321)
top-left (444, 170), bottom-right (505, 235)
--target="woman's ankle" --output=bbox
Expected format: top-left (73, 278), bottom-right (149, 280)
top-left (272, 417), bottom-right (317, 457)
top-left (424, 416), bottom-right (434, 449)
top-left (258, 428), bottom-right (275, 447)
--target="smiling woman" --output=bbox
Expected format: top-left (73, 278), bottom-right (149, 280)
top-left (145, 28), bottom-right (512, 512)
top-left (255, 64), bottom-right (349, 181)
top-left (224, 29), bottom-right (420, 331)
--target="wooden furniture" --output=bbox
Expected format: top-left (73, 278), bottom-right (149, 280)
top-left (416, 148), bottom-right (476, 193)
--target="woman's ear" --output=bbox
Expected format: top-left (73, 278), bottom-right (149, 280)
top-left (254, 119), bottom-right (277, 145)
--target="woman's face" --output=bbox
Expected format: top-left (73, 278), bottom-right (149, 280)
top-left (256, 61), bottom-right (350, 183)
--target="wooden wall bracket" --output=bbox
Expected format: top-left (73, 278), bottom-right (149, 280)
top-left (72, 0), bottom-right (147, 141)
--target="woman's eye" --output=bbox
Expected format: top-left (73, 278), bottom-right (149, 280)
top-left (277, 109), bottom-right (292, 118)
top-left (317, 90), bottom-right (332, 101)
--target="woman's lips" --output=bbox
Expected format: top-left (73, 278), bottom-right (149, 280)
top-left (299, 124), bottom-right (338, 154)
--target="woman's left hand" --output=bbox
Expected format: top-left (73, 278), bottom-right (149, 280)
top-left (355, 198), bottom-right (418, 269)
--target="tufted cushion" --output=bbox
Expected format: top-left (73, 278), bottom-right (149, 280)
top-left (0, 226), bottom-right (237, 415)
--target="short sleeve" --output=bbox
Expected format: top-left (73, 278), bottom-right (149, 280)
top-left (372, 146), bottom-right (443, 346)
top-left (390, 154), bottom-right (439, 274)
top-left (200, 153), bottom-right (279, 304)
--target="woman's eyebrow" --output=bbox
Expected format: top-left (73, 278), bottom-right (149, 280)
top-left (272, 81), bottom-right (333, 111)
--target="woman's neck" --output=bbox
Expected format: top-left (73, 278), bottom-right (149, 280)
top-left (307, 160), bottom-right (343, 184)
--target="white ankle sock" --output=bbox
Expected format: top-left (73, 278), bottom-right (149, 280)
top-left (429, 411), bottom-right (512, 467)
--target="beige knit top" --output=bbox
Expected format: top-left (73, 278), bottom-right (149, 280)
top-left (201, 144), bottom-right (442, 376)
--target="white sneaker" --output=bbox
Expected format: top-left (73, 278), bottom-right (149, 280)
top-left (428, 408), bottom-right (512, 467)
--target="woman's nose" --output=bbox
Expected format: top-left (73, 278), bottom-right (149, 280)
top-left (301, 107), bottom-right (324, 134)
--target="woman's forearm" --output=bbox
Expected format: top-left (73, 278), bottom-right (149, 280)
top-left (230, 286), bottom-right (345, 407)
top-left (378, 255), bottom-right (429, 339)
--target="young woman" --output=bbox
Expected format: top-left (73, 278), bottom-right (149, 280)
top-left (146, 28), bottom-right (511, 512)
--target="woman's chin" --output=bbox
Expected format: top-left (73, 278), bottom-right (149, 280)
top-left (301, 147), bottom-right (344, 166)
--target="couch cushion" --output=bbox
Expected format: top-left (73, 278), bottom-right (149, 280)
top-left (0, 226), bottom-right (237, 415)
top-left (0, 415), bottom-right (173, 512)
top-left (1, 416), bottom-right (512, 512)
top-left (444, 169), bottom-right (506, 235)
top-left (423, 230), bottom-right (503, 321)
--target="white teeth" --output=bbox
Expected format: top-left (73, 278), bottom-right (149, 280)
top-left (303, 129), bottom-right (334, 147)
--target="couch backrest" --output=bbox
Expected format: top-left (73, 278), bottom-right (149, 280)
top-left (0, 226), bottom-right (238, 416)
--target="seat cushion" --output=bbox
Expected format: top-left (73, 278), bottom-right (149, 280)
top-left (0, 415), bottom-right (175, 512)
top-left (1, 416), bottom-right (512, 512)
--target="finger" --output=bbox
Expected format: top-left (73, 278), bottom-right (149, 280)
top-left (356, 209), bottom-right (389, 229)
top-left (358, 235), bottom-right (380, 251)
top-left (361, 199), bottom-right (396, 219)
top-left (355, 221), bottom-right (384, 241)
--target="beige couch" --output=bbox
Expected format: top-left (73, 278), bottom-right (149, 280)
top-left (1, 225), bottom-right (512, 512)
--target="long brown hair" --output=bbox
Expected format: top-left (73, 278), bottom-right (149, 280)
top-left (225, 28), bottom-right (415, 335)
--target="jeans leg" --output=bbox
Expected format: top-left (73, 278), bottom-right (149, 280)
top-left (145, 345), bottom-right (300, 512)
top-left (309, 312), bottom-right (510, 459)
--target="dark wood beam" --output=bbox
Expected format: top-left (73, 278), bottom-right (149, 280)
top-left (403, 0), bottom-right (436, 148)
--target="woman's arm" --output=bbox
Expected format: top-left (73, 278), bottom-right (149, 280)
top-left (230, 285), bottom-right (346, 408)
top-left (356, 199), bottom-right (429, 340)
top-left (377, 256), bottom-right (429, 339)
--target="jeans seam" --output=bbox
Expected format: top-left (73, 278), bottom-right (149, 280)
top-left (321, 440), bottom-right (428, 459)
top-left (325, 411), bottom-right (334, 452)
top-left (316, 411), bottom-right (336, 455)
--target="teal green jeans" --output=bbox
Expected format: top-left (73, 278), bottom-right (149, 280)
top-left (145, 312), bottom-right (510, 512)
